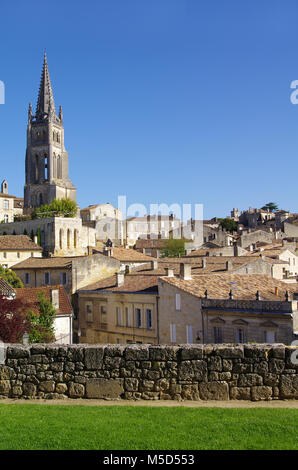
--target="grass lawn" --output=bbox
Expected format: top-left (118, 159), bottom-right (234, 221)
top-left (0, 404), bottom-right (297, 450)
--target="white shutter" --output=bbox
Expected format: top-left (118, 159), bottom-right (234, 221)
top-left (175, 293), bottom-right (181, 311)
top-left (170, 324), bottom-right (176, 343)
top-left (186, 325), bottom-right (193, 344)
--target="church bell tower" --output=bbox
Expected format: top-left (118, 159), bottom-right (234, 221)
top-left (24, 53), bottom-right (76, 212)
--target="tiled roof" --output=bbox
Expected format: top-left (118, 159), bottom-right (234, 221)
top-left (96, 247), bottom-right (155, 262)
top-left (12, 257), bottom-right (76, 269)
top-left (15, 286), bottom-right (73, 315)
top-left (0, 278), bottom-right (15, 296)
top-left (160, 274), bottom-right (298, 301)
top-left (79, 273), bottom-right (159, 293)
top-left (135, 239), bottom-right (167, 249)
top-left (0, 235), bottom-right (42, 251)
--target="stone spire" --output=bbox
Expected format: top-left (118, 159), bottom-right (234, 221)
top-left (35, 52), bottom-right (56, 120)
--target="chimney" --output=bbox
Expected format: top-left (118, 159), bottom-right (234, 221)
top-left (202, 258), bottom-right (206, 268)
top-left (87, 246), bottom-right (93, 256)
top-left (165, 267), bottom-right (174, 277)
top-left (180, 263), bottom-right (192, 280)
top-left (233, 244), bottom-right (239, 256)
top-left (51, 289), bottom-right (59, 310)
top-left (116, 272), bottom-right (125, 287)
top-left (226, 261), bottom-right (233, 271)
top-left (275, 287), bottom-right (279, 296)
top-left (34, 235), bottom-right (38, 245)
top-left (249, 244), bottom-right (254, 252)
top-left (185, 248), bottom-right (192, 256)
top-left (151, 260), bottom-right (158, 270)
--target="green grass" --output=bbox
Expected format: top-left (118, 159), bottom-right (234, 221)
top-left (0, 404), bottom-right (297, 450)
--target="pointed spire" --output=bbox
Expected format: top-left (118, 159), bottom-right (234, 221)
top-left (59, 104), bottom-right (63, 123)
top-left (28, 102), bottom-right (32, 123)
top-left (35, 52), bottom-right (56, 120)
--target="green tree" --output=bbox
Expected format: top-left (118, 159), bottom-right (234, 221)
top-left (261, 202), bottom-right (279, 212)
top-left (27, 291), bottom-right (56, 343)
top-left (0, 265), bottom-right (24, 288)
top-left (160, 239), bottom-right (186, 258)
top-left (218, 218), bottom-right (238, 233)
top-left (32, 198), bottom-right (78, 219)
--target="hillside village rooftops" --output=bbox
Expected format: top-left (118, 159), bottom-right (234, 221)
top-left (160, 273), bottom-right (298, 302)
top-left (0, 235), bottom-right (42, 251)
top-left (15, 286), bottom-right (73, 315)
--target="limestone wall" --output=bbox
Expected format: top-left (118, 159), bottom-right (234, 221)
top-left (0, 344), bottom-right (297, 401)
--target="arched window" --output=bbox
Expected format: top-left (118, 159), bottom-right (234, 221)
top-left (39, 193), bottom-right (43, 206)
top-left (42, 130), bottom-right (46, 141)
top-left (74, 229), bottom-right (78, 249)
top-left (67, 229), bottom-right (71, 249)
top-left (35, 155), bottom-right (39, 182)
top-left (57, 156), bottom-right (62, 179)
top-left (59, 229), bottom-right (63, 249)
top-left (44, 154), bottom-right (48, 181)
top-left (36, 131), bottom-right (40, 141)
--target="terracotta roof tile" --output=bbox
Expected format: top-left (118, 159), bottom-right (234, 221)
top-left (0, 235), bottom-right (42, 251)
top-left (15, 286), bottom-right (73, 315)
top-left (160, 274), bottom-right (298, 301)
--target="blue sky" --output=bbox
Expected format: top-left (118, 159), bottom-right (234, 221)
top-left (0, 0), bottom-right (298, 219)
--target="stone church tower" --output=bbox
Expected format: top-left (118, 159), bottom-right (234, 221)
top-left (24, 53), bottom-right (76, 212)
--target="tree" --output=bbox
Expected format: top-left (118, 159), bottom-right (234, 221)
top-left (27, 292), bottom-right (56, 343)
top-left (0, 295), bottom-right (30, 343)
top-left (218, 218), bottom-right (238, 233)
top-left (32, 198), bottom-right (78, 219)
top-left (0, 266), bottom-right (23, 288)
top-left (160, 239), bottom-right (186, 258)
top-left (261, 202), bottom-right (279, 212)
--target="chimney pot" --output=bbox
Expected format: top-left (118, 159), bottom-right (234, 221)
top-left (180, 263), bottom-right (192, 280)
top-left (51, 289), bottom-right (59, 310)
top-left (165, 267), bottom-right (174, 277)
top-left (116, 272), bottom-right (125, 287)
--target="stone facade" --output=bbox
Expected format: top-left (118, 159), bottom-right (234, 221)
top-left (0, 344), bottom-right (297, 401)
top-left (0, 217), bottom-right (96, 257)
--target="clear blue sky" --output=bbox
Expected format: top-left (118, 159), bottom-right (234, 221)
top-left (0, 0), bottom-right (298, 219)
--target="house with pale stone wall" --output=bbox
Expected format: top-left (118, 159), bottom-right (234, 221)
top-left (0, 235), bottom-right (42, 268)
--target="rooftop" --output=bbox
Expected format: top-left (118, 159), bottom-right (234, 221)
top-left (15, 286), bottom-right (73, 315)
top-left (0, 235), bottom-right (42, 251)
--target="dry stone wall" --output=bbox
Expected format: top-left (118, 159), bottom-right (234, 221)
top-left (0, 344), bottom-right (297, 401)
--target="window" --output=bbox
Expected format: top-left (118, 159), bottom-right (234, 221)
top-left (116, 307), bottom-right (123, 326)
top-left (175, 293), bottom-right (181, 311)
top-left (17, 252), bottom-right (20, 258)
top-left (24, 273), bottom-right (30, 285)
top-left (146, 309), bottom-right (152, 329)
top-left (3, 215), bottom-right (8, 223)
top-left (186, 325), bottom-right (193, 344)
top-left (101, 305), bottom-right (107, 323)
top-left (44, 272), bottom-right (51, 285)
top-left (264, 330), bottom-right (275, 343)
top-left (213, 326), bottom-right (223, 343)
top-left (3, 200), bottom-right (8, 210)
top-left (60, 272), bottom-right (68, 285)
top-left (126, 307), bottom-right (133, 327)
top-left (86, 303), bottom-right (93, 322)
top-left (235, 328), bottom-right (246, 343)
top-left (170, 324), bottom-right (176, 343)
top-left (136, 308), bottom-right (142, 328)
top-left (3, 252), bottom-right (7, 259)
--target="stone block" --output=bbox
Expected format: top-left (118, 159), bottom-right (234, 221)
top-left (280, 375), bottom-right (298, 399)
top-left (125, 345), bottom-right (149, 361)
top-left (85, 347), bottom-right (104, 370)
top-left (230, 387), bottom-right (251, 400)
top-left (39, 380), bottom-right (55, 393)
top-left (251, 386), bottom-right (272, 401)
top-left (23, 382), bottom-right (36, 397)
top-left (86, 378), bottom-right (124, 399)
top-left (199, 382), bottom-right (229, 400)
top-left (69, 382), bottom-right (85, 398)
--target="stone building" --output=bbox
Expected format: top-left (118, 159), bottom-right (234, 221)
top-left (158, 267), bottom-right (298, 345)
top-left (24, 53), bottom-right (76, 212)
top-left (124, 215), bottom-right (181, 247)
top-left (0, 217), bottom-right (96, 257)
top-left (0, 235), bottom-right (42, 268)
top-left (0, 180), bottom-right (23, 223)
top-left (11, 253), bottom-right (120, 295)
top-left (75, 271), bottom-right (158, 344)
top-left (80, 203), bottom-right (123, 245)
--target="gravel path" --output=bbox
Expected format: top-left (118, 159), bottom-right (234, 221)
top-left (0, 398), bottom-right (298, 408)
